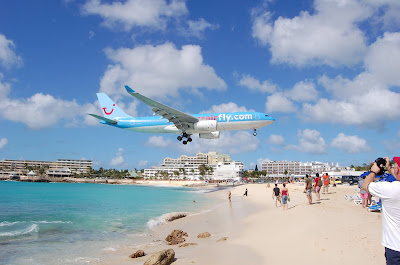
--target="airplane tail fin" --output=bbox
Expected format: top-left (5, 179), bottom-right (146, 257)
top-left (96, 93), bottom-right (130, 119)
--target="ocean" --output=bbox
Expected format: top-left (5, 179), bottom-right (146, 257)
top-left (0, 181), bottom-right (215, 265)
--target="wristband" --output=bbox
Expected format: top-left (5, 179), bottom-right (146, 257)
top-left (370, 170), bottom-right (377, 175)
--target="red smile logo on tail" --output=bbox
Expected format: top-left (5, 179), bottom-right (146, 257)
top-left (103, 104), bottom-right (115, 115)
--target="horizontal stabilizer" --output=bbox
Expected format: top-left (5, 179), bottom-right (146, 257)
top-left (88, 113), bottom-right (117, 125)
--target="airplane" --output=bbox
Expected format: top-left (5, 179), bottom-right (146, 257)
top-left (88, 85), bottom-right (275, 145)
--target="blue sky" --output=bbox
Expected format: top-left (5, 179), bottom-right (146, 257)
top-left (1, 0), bottom-right (400, 170)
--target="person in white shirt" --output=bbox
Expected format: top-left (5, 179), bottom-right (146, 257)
top-left (363, 157), bottom-right (400, 265)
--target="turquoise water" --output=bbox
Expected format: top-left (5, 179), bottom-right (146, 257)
top-left (0, 181), bottom-right (212, 265)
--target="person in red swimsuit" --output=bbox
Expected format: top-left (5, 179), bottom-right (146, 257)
top-left (281, 183), bottom-right (290, 210)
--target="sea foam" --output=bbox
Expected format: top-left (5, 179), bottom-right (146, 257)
top-left (0, 224), bottom-right (39, 237)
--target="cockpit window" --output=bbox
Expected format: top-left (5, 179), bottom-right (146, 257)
top-left (265, 115), bottom-right (269, 117)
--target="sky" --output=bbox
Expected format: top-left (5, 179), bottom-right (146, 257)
top-left (0, 0), bottom-right (400, 171)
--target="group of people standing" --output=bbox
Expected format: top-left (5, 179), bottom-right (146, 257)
top-left (272, 183), bottom-right (290, 210)
top-left (304, 173), bottom-right (330, 205)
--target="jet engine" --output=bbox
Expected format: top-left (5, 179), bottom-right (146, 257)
top-left (194, 120), bottom-right (217, 131)
top-left (199, 131), bottom-right (220, 139)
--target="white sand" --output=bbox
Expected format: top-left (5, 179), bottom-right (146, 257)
top-left (106, 183), bottom-right (385, 265)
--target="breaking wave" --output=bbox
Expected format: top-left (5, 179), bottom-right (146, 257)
top-left (0, 224), bottom-right (39, 237)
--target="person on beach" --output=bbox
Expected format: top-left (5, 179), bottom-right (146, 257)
top-left (228, 191), bottom-right (231, 202)
top-left (314, 173), bottom-right (322, 201)
top-left (243, 188), bottom-right (248, 196)
top-left (358, 176), bottom-right (369, 208)
top-left (272, 184), bottom-right (282, 207)
top-left (304, 174), bottom-right (313, 205)
top-left (281, 183), bottom-right (290, 210)
top-left (363, 157), bottom-right (400, 265)
top-left (322, 173), bottom-right (330, 194)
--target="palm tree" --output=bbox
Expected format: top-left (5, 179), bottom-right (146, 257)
top-left (198, 165), bottom-right (206, 178)
top-left (179, 168), bottom-right (185, 179)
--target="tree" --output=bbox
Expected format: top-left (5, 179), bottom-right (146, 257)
top-left (198, 164), bottom-right (206, 177)
top-left (179, 168), bottom-right (185, 179)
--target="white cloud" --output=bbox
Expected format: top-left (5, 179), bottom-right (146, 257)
top-left (267, 134), bottom-right (284, 145)
top-left (302, 78), bottom-right (400, 128)
top-left (100, 42), bottom-right (226, 99)
top-left (330, 133), bottom-right (372, 153)
top-left (252, 0), bottom-right (371, 67)
top-left (0, 138), bottom-right (8, 149)
top-left (265, 93), bottom-right (296, 113)
top-left (364, 32), bottom-right (400, 87)
top-left (0, 91), bottom-right (82, 129)
top-left (146, 136), bottom-right (174, 148)
top-left (0, 78), bottom-right (103, 129)
top-left (146, 131), bottom-right (260, 154)
top-left (368, 0), bottom-right (400, 31)
top-left (137, 160), bottom-right (149, 168)
top-left (0, 34), bottom-right (23, 69)
top-left (286, 129), bottom-right (327, 154)
top-left (300, 30), bottom-right (400, 129)
top-left (286, 80), bottom-right (318, 102)
top-left (82, 0), bottom-right (188, 31)
top-left (257, 157), bottom-right (271, 167)
top-left (201, 102), bottom-right (252, 113)
top-left (384, 138), bottom-right (400, 153)
top-left (318, 73), bottom-right (383, 100)
top-left (0, 77), bottom-right (11, 99)
top-left (110, 148), bottom-right (125, 167)
top-left (184, 18), bottom-right (219, 38)
top-left (239, 74), bottom-right (277, 93)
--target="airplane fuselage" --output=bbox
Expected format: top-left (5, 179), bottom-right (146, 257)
top-left (90, 86), bottom-right (275, 144)
top-left (100, 111), bottom-right (274, 134)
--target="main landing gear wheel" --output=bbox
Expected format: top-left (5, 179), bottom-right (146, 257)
top-left (253, 129), bottom-right (257, 136)
top-left (178, 132), bottom-right (192, 144)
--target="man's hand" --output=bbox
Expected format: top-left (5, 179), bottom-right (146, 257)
top-left (371, 162), bottom-right (381, 174)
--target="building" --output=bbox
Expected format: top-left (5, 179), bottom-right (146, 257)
top-left (144, 152), bottom-right (242, 180)
top-left (260, 160), bottom-right (359, 179)
top-left (0, 158), bottom-right (92, 178)
top-left (261, 160), bottom-right (332, 176)
top-left (214, 161), bottom-right (244, 181)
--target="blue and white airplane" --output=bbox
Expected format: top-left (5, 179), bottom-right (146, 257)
top-left (88, 86), bottom-right (275, 144)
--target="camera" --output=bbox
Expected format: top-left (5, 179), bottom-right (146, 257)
top-left (375, 157), bottom-right (387, 175)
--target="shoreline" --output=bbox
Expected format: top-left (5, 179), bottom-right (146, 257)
top-left (101, 183), bottom-right (385, 265)
top-left (0, 175), bottom-right (226, 188)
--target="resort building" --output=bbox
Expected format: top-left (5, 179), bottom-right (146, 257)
top-left (144, 152), bottom-right (243, 180)
top-left (214, 161), bottom-right (244, 181)
top-left (0, 159), bottom-right (92, 178)
top-left (261, 160), bottom-right (332, 175)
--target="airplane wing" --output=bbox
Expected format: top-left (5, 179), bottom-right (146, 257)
top-left (125, 85), bottom-right (199, 131)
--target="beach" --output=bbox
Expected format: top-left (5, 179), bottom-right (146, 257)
top-left (108, 182), bottom-right (385, 265)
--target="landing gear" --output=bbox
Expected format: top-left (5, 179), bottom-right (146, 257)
top-left (178, 132), bottom-right (192, 144)
top-left (253, 128), bottom-right (257, 136)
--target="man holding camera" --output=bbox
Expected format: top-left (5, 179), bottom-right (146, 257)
top-left (363, 157), bottom-right (400, 265)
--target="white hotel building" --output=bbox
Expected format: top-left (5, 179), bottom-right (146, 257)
top-left (144, 152), bottom-right (243, 181)
top-left (261, 160), bottom-right (333, 176)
